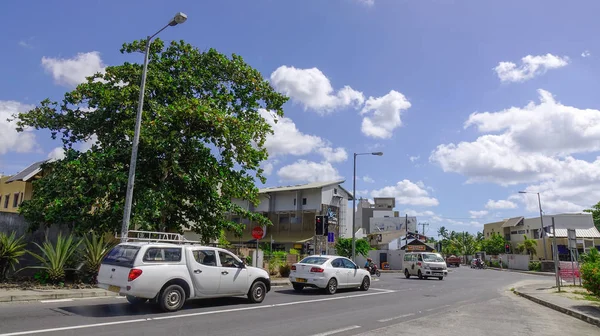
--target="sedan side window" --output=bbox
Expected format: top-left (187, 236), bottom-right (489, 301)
top-left (331, 258), bottom-right (345, 268)
top-left (342, 258), bottom-right (356, 269)
top-left (193, 250), bottom-right (217, 266)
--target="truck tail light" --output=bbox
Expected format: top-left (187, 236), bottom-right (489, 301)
top-left (310, 267), bottom-right (324, 273)
top-left (291, 265), bottom-right (296, 270)
top-left (128, 268), bottom-right (143, 282)
top-left (417, 262), bottom-right (422, 267)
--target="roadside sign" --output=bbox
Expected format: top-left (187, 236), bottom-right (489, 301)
top-left (251, 226), bottom-right (264, 240)
top-left (567, 229), bottom-right (577, 249)
top-left (327, 232), bottom-right (334, 243)
top-left (407, 245), bottom-right (426, 251)
top-left (558, 261), bottom-right (580, 280)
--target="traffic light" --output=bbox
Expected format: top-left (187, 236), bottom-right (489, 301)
top-left (323, 216), bottom-right (329, 236)
top-left (505, 244), bottom-right (511, 254)
top-left (315, 216), bottom-right (324, 235)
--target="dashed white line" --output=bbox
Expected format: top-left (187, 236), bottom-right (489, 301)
top-left (311, 325), bottom-right (361, 336)
top-left (377, 313), bottom-right (414, 323)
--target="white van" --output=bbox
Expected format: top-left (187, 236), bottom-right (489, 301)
top-left (403, 252), bottom-right (448, 280)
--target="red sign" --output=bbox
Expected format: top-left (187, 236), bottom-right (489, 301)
top-left (251, 226), bottom-right (264, 240)
top-left (558, 261), bottom-right (580, 280)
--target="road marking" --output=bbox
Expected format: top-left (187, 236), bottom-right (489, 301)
top-left (39, 299), bottom-right (73, 303)
top-left (426, 308), bottom-right (435, 312)
top-left (377, 313), bottom-right (414, 322)
top-left (369, 288), bottom-right (395, 293)
top-left (0, 290), bottom-right (396, 336)
top-left (311, 325), bottom-right (361, 336)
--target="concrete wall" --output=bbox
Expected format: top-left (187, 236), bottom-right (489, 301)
top-left (356, 249), bottom-right (405, 270)
top-left (499, 253), bottom-right (530, 271)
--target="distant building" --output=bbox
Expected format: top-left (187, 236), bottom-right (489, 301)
top-left (185, 180), bottom-right (353, 252)
top-left (0, 160), bottom-right (47, 214)
top-left (355, 197), bottom-right (417, 234)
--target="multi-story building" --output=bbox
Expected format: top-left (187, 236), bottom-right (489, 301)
top-left (482, 213), bottom-right (600, 260)
top-left (355, 197), bottom-right (417, 234)
top-left (0, 160), bottom-right (46, 214)
top-left (199, 180), bottom-right (353, 252)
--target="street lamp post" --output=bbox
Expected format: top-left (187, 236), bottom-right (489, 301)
top-left (518, 191), bottom-right (548, 260)
top-left (352, 152), bottom-right (383, 262)
top-left (120, 12), bottom-right (188, 242)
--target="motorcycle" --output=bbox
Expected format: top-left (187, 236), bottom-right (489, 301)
top-left (367, 265), bottom-right (381, 277)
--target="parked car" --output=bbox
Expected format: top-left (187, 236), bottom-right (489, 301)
top-left (97, 242), bottom-right (271, 312)
top-left (445, 255), bottom-right (461, 267)
top-left (289, 255), bottom-right (371, 294)
top-left (404, 252), bottom-right (448, 280)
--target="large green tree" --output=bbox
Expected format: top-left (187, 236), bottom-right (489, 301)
top-left (480, 233), bottom-right (507, 255)
top-left (14, 39), bottom-right (288, 242)
top-left (583, 201), bottom-right (600, 230)
top-left (334, 238), bottom-right (372, 259)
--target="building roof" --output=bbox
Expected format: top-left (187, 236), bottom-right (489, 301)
top-left (502, 216), bottom-right (524, 228)
top-left (259, 180), bottom-right (354, 200)
top-left (548, 227), bottom-right (600, 238)
top-left (5, 160), bottom-right (48, 183)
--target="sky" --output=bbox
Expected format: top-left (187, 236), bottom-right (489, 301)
top-left (2, 0), bottom-right (600, 236)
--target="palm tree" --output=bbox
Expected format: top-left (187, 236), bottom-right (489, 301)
top-left (437, 226), bottom-right (448, 239)
top-left (517, 235), bottom-right (538, 259)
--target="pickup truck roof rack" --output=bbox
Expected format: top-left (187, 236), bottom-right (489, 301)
top-left (117, 230), bottom-right (203, 245)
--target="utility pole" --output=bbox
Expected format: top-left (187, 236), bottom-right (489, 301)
top-left (418, 222), bottom-right (429, 236)
top-left (552, 217), bottom-right (560, 291)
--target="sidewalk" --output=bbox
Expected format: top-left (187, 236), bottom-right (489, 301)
top-left (514, 283), bottom-right (600, 327)
top-left (0, 288), bottom-right (117, 303)
top-left (488, 267), bottom-right (555, 277)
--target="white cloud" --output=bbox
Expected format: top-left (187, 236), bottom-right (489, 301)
top-left (0, 101), bottom-right (37, 155)
top-left (357, 0), bottom-right (375, 6)
top-left (485, 199), bottom-right (517, 210)
top-left (270, 66), bottom-right (364, 114)
top-left (41, 51), bottom-right (105, 87)
top-left (363, 176), bottom-right (375, 183)
top-left (582, 50), bottom-right (591, 58)
top-left (371, 180), bottom-right (439, 207)
top-left (261, 160), bottom-right (278, 176)
top-left (469, 210), bottom-right (488, 218)
top-left (47, 147), bottom-right (66, 161)
top-left (259, 109), bottom-right (324, 157)
top-left (409, 155), bottom-right (420, 162)
top-left (360, 90), bottom-right (411, 138)
top-left (318, 147), bottom-right (348, 163)
top-left (78, 134), bottom-right (98, 152)
top-left (277, 160), bottom-right (342, 183)
top-left (494, 53), bottom-right (569, 83)
top-left (430, 89), bottom-right (600, 185)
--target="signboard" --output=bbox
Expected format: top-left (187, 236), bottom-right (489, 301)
top-left (558, 261), bottom-right (580, 280)
top-left (407, 245), bottom-right (426, 251)
top-left (326, 206), bottom-right (338, 224)
top-left (251, 226), bottom-right (264, 240)
top-left (327, 232), bottom-right (335, 243)
top-left (567, 229), bottom-right (577, 249)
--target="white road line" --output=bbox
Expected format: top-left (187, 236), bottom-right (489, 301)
top-left (377, 313), bottom-right (414, 323)
top-left (426, 308), bottom-right (435, 312)
top-left (0, 290), bottom-right (396, 336)
top-left (369, 288), bottom-right (395, 293)
top-left (39, 299), bottom-right (73, 303)
top-left (311, 325), bottom-right (361, 336)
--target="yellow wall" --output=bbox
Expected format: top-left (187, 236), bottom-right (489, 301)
top-left (0, 176), bottom-right (29, 214)
top-left (483, 221), bottom-right (505, 238)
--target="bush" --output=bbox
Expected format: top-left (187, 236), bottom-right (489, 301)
top-left (279, 264), bottom-right (291, 277)
top-left (289, 248), bottom-right (300, 255)
top-left (0, 232), bottom-right (27, 281)
top-left (27, 234), bottom-right (81, 283)
top-left (529, 261), bottom-right (541, 272)
top-left (581, 249), bottom-right (600, 297)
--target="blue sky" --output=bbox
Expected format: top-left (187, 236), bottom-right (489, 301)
top-left (2, 0), bottom-right (600, 235)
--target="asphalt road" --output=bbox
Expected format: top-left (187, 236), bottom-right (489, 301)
top-left (0, 267), bottom-right (596, 336)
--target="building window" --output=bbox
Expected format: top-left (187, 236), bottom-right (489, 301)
top-left (334, 188), bottom-right (338, 195)
top-left (517, 230), bottom-right (525, 234)
top-left (293, 198), bottom-right (296, 206)
top-left (302, 198), bottom-right (307, 205)
top-left (3, 195), bottom-right (9, 209)
top-left (13, 193), bottom-right (19, 208)
top-left (20, 192), bottom-right (24, 205)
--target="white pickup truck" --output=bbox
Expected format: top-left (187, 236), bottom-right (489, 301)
top-left (97, 242), bottom-right (271, 312)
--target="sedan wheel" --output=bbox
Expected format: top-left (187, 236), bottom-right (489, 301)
top-left (360, 276), bottom-right (370, 291)
top-left (326, 278), bottom-right (338, 295)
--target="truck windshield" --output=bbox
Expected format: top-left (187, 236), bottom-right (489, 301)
top-left (423, 254), bottom-right (444, 262)
top-left (102, 245), bottom-right (141, 267)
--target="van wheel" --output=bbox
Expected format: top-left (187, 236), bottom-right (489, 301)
top-left (360, 276), bottom-right (370, 291)
top-left (248, 281), bottom-right (266, 303)
top-left (325, 278), bottom-right (338, 295)
top-left (404, 269), bottom-right (411, 279)
top-left (158, 284), bottom-right (185, 312)
top-left (292, 283), bottom-right (304, 292)
top-left (418, 270), bottom-right (423, 279)
top-left (126, 295), bottom-right (148, 305)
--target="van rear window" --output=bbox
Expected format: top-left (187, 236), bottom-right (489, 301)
top-left (102, 245), bottom-right (141, 267)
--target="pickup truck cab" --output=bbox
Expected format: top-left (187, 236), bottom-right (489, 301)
top-left (97, 242), bottom-right (270, 312)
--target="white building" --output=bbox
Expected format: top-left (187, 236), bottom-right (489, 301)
top-left (215, 180), bottom-right (353, 251)
top-left (355, 197), bottom-right (417, 234)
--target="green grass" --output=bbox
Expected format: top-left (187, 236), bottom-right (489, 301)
top-left (572, 290), bottom-right (600, 303)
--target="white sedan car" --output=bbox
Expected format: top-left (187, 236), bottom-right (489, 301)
top-left (289, 255), bottom-right (371, 294)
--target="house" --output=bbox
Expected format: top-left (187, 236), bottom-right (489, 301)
top-left (0, 160), bottom-right (47, 214)
top-left (355, 197), bottom-right (417, 234)
top-left (482, 213), bottom-right (600, 260)
top-left (186, 180), bottom-right (353, 252)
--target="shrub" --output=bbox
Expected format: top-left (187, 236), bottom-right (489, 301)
top-left (27, 234), bottom-right (81, 283)
top-left (581, 249), bottom-right (600, 297)
top-left (279, 264), bottom-right (291, 277)
top-left (289, 248), bottom-right (300, 255)
top-left (529, 261), bottom-right (541, 272)
top-left (0, 232), bottom-right (27, 281)
top-left (81, 232), bottom-right (113, 284)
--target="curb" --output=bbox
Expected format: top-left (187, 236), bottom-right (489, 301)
top-left (271, 280), bottom-right (291, 286)
top-left (0, 290), bottom-right (118, 303)
top-left (488, 267), bottom-right (555, 277)
top-left (514, 290), bottom-right (600, 328)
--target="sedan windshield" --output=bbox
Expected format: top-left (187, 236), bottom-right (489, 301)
top-left (423, 254), bottom-right (444, 262)
top-left (299, 257), bottom-right (329, 265)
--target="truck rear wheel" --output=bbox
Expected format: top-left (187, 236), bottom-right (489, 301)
top-left (158, 284), bottom-right (185, 312)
